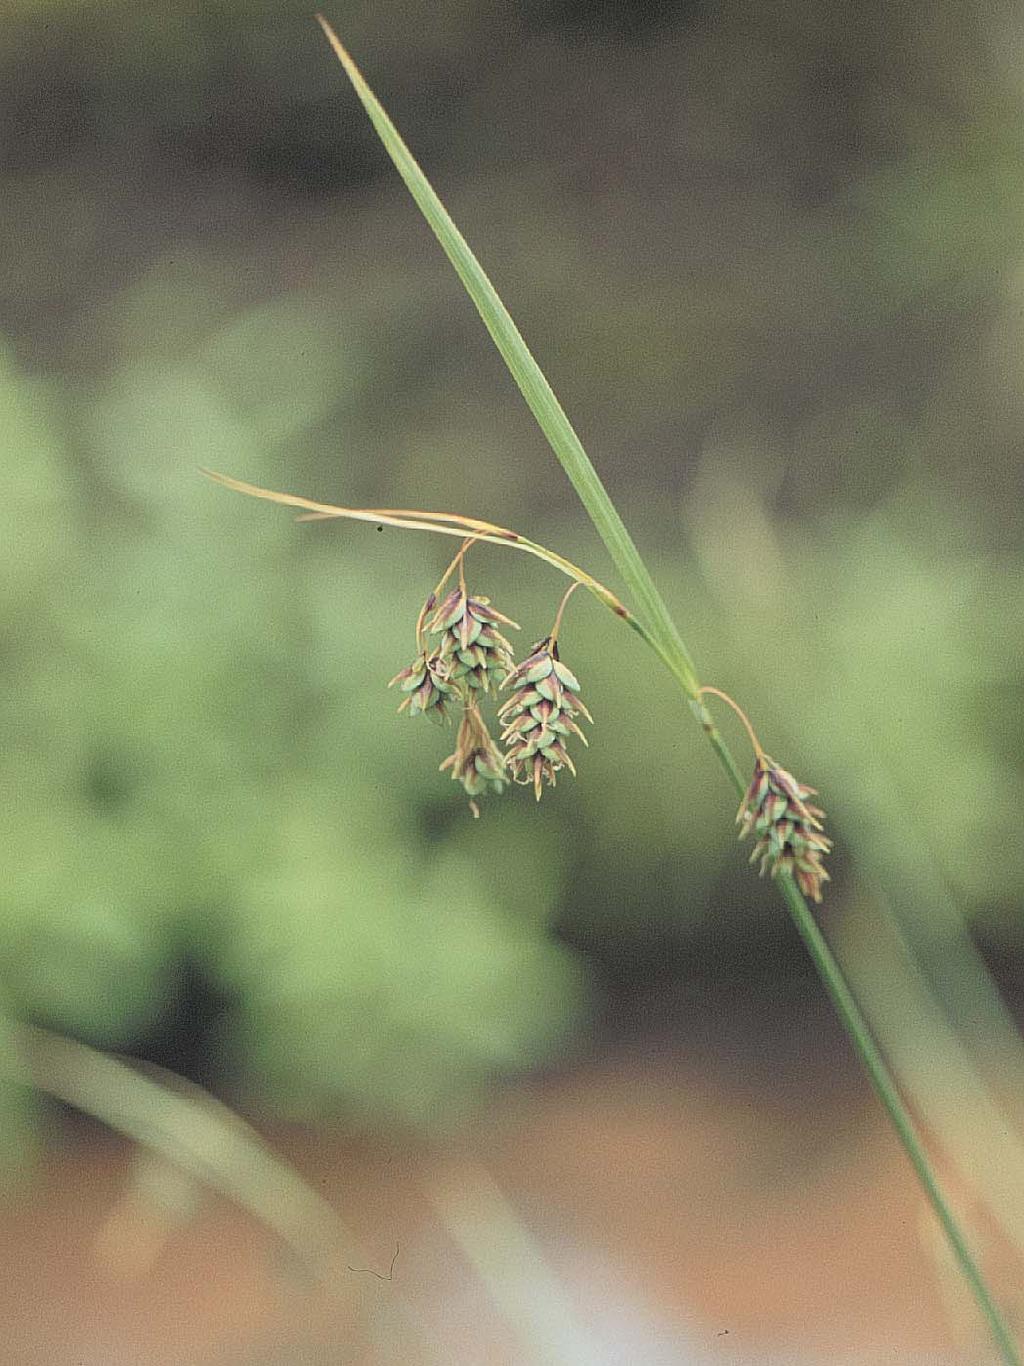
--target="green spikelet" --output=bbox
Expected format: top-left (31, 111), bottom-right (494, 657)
top-left (498, 638), bottom-right (591, 800)
top-left (427, 588), bottom-right (518, 696)
top-left (387, 650), bottom-right (454, 722)
top-left (737, 756), bottom-right (832, 903)
top-left (439, 699), bottom-right (508, 816)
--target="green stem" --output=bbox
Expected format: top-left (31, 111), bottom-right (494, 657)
top-left (314, 15), bottom-right (699, 699)
top-left (690, 698), bottom-right (751, 797)
top-left (775, 874), bottom-right (1021, 1365)
top-left (206, 467), bottom-right (668, 667)
top-left (311, 23), bottom-right (1021, 1359)
top-left (697, 694), bottom-right (1018, 1358)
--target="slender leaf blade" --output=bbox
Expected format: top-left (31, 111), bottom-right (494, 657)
top-left (315, 15), bottom-right (698, 696)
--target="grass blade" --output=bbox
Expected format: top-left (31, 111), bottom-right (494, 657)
top-left (311, 21), bottom-right (1024, 1360)
top-left (314, 14), bottom-right (698, 698)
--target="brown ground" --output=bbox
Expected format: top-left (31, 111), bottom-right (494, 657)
top-left (0, 1055), bottom-right (1016, 1365)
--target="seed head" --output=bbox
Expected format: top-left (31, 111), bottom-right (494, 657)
top-left (388, 651), bottom-right (454, 723)
top-left (737, 756), bottom-right (832, 903)
top-left (439, 700), bottom-right (508, 815)
top-left (428, 588), bottom-right (519, 696)
top-left (498, 639), bottom-right (591, 800)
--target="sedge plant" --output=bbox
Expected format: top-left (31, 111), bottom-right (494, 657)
top-left (204, 16), bottom-right (1021, 1362)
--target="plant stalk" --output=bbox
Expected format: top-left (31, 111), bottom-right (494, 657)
top-left (775, 875), bottom-right (1021, 1365)
top-left (305, 21), bottom-right (1022, 1359)
top-left (314, 13), bottom-right (699, 699)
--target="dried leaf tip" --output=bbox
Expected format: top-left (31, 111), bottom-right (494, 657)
top-left (737, 756), bottom-right (832, 903)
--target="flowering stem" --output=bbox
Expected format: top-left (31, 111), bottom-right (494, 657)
top-left (314, 15), bottom-right (700, 700)
top-left (413, 536), bottom-right (479, 652)
top-left (437, 537), bottom-right (477, 602)
top-left (414, 595), bottom-right (432, 655)
top-left (203, 469), bottom-right (662, 658)
top-left (695, 687), bottom-right (1016, 1352)
top-left (210, 497), bottom-right (1020, 1362)
top-left (207, 479), bottom-right (1021, 1352)
top-left (457, 543), bottom-right (469, 596)
top-left (774, 872), bottom-right (1022, 1365)
top-left (695, 686), bottom-right (766, 762)
top-left (689, 697), bottom-right (748, 798)
top-left (219, 25), bottom-right (1023, 1358)
top-left (211, 506), bottom-right (1021, 1366)
top-left (548, 581), bottom-right (581, 647)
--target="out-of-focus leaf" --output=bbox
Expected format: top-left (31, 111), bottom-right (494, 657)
top-left (218, 826), bottom-right (584, 1128)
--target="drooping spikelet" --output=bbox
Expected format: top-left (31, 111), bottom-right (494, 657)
top-left (439, 700), bottom-right (508, 816)
top-left (427, 588), bottom-right (518, 696)
top-left (387, 650), bottom-right (454, 722)
top-left (498, 639), bottom-right (591, 800)
top-left (737, 756), bottom-right (832, 903)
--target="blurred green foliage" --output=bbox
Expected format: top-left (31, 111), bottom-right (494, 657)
top-left (2, 0), bottom-right (1023, 1135)
top-left (0, 323), bottom-right (585, 1127)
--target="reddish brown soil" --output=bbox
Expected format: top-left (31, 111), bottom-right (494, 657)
top-left (0, 1057), bottom-right (1014, 1364)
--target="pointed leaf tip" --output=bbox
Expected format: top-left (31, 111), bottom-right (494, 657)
top-left (316, 15), bottom-right (357, 78)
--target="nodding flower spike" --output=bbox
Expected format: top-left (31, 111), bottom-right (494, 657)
top-left (736, 756), bottom-right (832, 903)
top-left (498, 639), bottom-right (591, 800)
top-left (387, 651), bottom-right (453, 723)
top-left (439, 700), bottom-right (507, 817)
top-left (428, 588), bottom-right (518, 696)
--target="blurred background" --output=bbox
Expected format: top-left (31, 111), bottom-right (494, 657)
top-left (2, 0), bottom-right (1024, 1360)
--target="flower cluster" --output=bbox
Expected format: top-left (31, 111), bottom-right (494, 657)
top-left (439, 699), bottom-right (508, 816)
top-left (211, 471), bottom-right (834, 893)
top-left (736, 756), bottom-right (832, 903)
top-left (498, 639), bottom-right (591, 800)
top-left (388, 649), bottom-right (454, 722)
top-left (427, 588), bottom-right (517, 695)
top-left (388, 558), bottom-right (591, 812)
